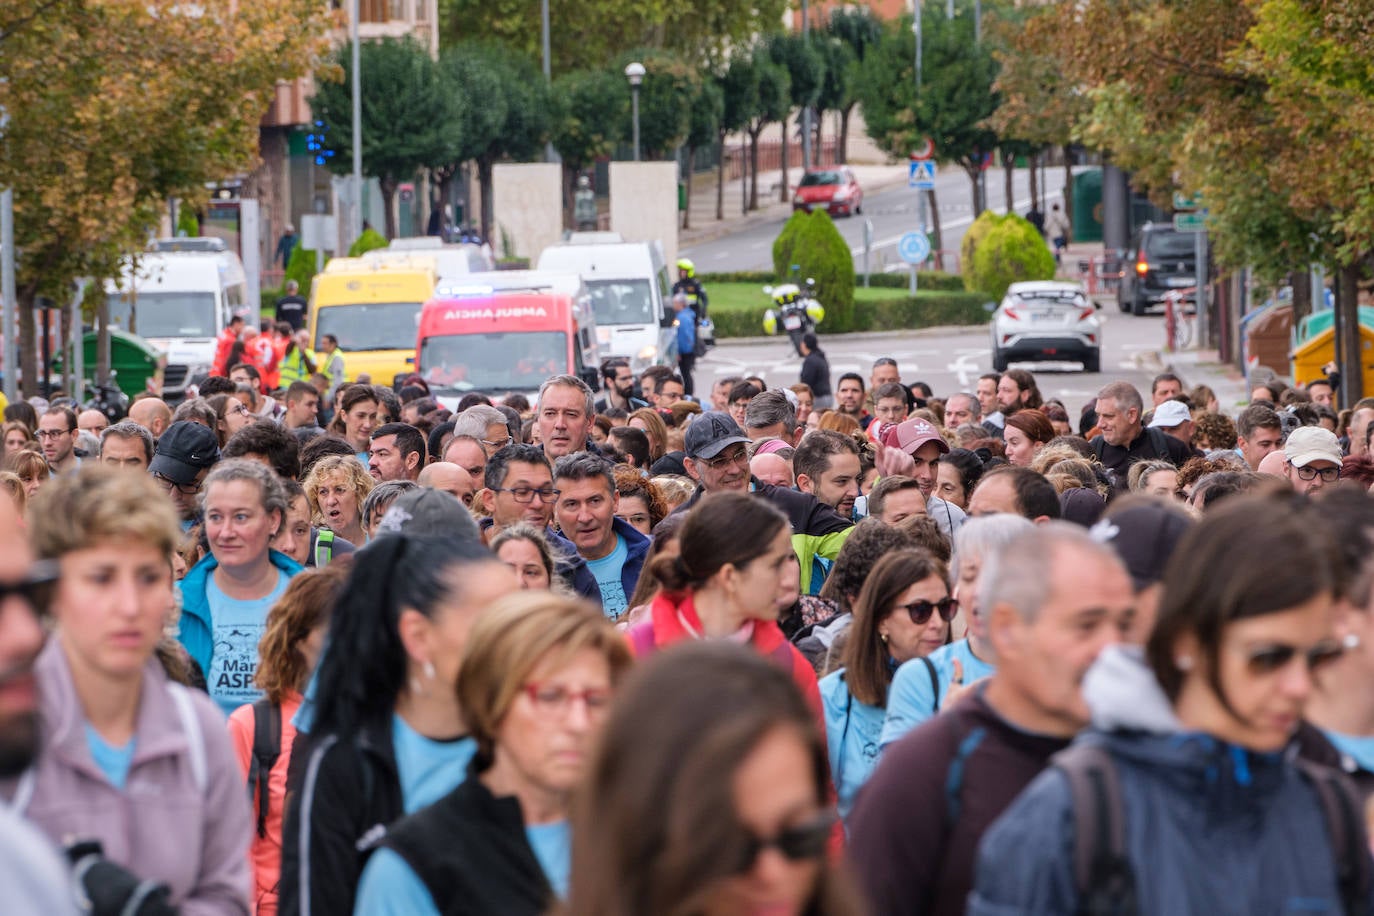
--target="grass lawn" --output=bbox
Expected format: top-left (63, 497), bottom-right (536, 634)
top-left (707, 281), bottom-right (909, 312)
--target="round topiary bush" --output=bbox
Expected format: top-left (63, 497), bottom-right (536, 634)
top-left (771, 210), bottom-right (855, 330)
top-left (960, 209), bottom-right (1000, 291)
top-left (283, 243), bottom-right (320, 293)
top-left (348, 227), bottom-right (389, 258)
top-left (966, 213), bottom-right (1055, 301)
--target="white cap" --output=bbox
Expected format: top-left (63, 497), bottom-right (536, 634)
top-left (1148, 400), bottom-right (1191, 429)
top-left (1284, 426), bottom-right (1343, 467)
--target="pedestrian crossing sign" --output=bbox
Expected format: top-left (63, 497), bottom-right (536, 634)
top-left (908, 160), bottom-right (936, 190)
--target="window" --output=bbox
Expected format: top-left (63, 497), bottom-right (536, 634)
top-left (106, 291), bottom-right (218, 338)
top-left (420, 332), bottom-right (568, 392)
top-left (586, 279), bottom-right (655, 326)
top-left (314, 302), bottom-right (423, 351)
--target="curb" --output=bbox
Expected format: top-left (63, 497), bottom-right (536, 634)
top-left (712, 325), bottom-right (987, 347)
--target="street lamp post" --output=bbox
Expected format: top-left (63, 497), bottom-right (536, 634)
top-left (625, 62), bottom-right (645, 162)
top-left (350, 0), bottom-right (363, 245)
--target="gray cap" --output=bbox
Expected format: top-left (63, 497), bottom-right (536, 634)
top-left (377, 488), bottom-right (480, 541)
top-left (684, 411), bottom-right (750, 460)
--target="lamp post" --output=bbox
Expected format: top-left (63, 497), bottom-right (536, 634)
top-left (625, 62), bottom-right (645, 162)
top-left (350, 0), bottom-right (363, 245)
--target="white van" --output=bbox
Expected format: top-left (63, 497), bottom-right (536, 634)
top-left (536, 235), bottom-right (675, 372)
top-left (104, 238), bottom-right (248, 401)
top-left (363, 238), bottom-right (493, 283)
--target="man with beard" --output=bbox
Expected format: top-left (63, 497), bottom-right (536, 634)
top-left (594, 358), bottom-right (647, 414)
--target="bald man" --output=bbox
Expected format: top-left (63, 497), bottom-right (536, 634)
top-left (128, 397), bottom-right (172, 439)
top-left (77, 409), bottom-right (109, 436)
top-left (417, 461), bottom-right (477, 509)
top-left (749, 452), bottom-right (794, 488)
top-left (1256, 449), bottom-right (1288, 478)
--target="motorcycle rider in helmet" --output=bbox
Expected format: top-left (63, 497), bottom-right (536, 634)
top-left (672, 258), bottom-right (709, 321)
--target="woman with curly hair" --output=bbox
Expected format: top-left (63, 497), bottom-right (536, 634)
top-left (1192, 411), bottom-right (1238, 450)
top-left (304, 453), bottom-right (375, 547)
top-left (612, 466), bottom-right (667, 536)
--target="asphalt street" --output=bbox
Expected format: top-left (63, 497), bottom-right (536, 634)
top-left (682, 165), bottom-right (1072, 274)
top-left (695, 309), bottom-right (1246, 415)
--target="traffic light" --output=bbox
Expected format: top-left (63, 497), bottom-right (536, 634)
top-left (306, 120), bottom-right (336, 167)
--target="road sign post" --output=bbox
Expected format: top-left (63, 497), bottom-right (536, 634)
top-left (1173, 211), bottom-right (1206, 233)
top-left (899, 231), bottom-right (931, 295)
top-left (863, 219), bottom-right (873, 288)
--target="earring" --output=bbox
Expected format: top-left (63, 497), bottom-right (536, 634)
top-left (1175, 655), bottom-right (1194, 671)
top-left (880, 633), bottom-right (889, 645)
top-left (423, 661), bottom-right (436, 680)
top-left (1345, 634), bottom-right (1362, 650)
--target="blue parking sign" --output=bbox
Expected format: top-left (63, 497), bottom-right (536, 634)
top-left (898, 232), bottom-right (931, 264)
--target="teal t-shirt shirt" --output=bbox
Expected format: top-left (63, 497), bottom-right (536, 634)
top-left (391, 714), bottom-right (476, 814)
top-left (526, 820), bottom-right (571, 898)
top-left (881, 638), bottom-right (996, 748)
top-left (205, 569), bottom-right (289, 716)
top-left (84, 724), bottom-right (135, 790)
top-left (585, 534), bottom-right (629, 620)
top-left (1323, 730), bottom-right (1374, 775)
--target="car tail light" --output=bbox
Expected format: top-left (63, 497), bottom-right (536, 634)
top-left (1085, 333), bottom-right (1096, 343)
top-left (1002, 335), bottom-right (1012, 345)
top-left (1003, 305), bottom-right (1021, 320)
top-left (1077, 307), bottom-right (1095, 321)
top-left (1135, 259), bottom-right (1149, 275)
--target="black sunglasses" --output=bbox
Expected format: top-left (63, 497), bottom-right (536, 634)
top-left (733, 810), bottom-right (836, 874)
top-left (0, 560), bottom-right (58, 609)
top-left (902, 596), bottom-right (959, 626)
top-left (1245, 640), bottom-right (1344, 676)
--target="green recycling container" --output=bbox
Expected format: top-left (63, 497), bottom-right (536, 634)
top-left (1071, 168), bottom-right (1103, 243)
top-left (52, 329), bottom-right (161, 395)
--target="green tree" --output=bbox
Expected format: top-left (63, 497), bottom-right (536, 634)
top-left (716, 54), bottom-right (759, 220)
top-left (746, 53), bottom-right (791, 211)
top-left (616, 49), bottom-right (699, 160)
top-left (310, 37), bottom-right (464, 238)
top-left (772, 210), bottom-right (856, 327)
top-left (813, 37), bottom-right (853, 156)
top-left (551, 68), bottom-right (627, 223)
top-left (827, 6), bottom-right (883, 163)
top-left (682, 78), bottom-right (723, 230)
top-left (435, 48), bottom-right (505, 227)
top-left (769, 33), bottom-right (824, 200)
top-left (859, 11), bottom-right (999, 214)
top-left (966, 213), bottom-right (1055, 299)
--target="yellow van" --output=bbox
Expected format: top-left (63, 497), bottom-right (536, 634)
top-left (308, 257), bottom-right (437, 388)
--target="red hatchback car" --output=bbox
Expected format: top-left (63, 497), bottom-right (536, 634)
top-left (793, 168), bottom-right (864, 217)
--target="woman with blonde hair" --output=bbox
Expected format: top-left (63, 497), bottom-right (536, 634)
top-left (818, 410), bottom-right (861, 436)
top-left (227, 562), bottom-right (349, 916)
top-left (0, 469), bottom-right (26, 518)
top-left (2, 419), bottom-right (36, 455)
top-left (3, 447), bottom-right (49, 500)
top-left (304, 452), bottom-right (374, 547)
top-left (354, 592), bottom-right (633, 915)
top-left (628, 407), bottom-right (668, 462)
top-left (491, 522), bottom-right (565, 592)
top-left (16, 467), bottom-right (251, 910)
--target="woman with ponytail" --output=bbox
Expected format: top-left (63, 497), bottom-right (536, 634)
top-left (626, 492), bottom-right (821, 711)
top-left (278, 534), bottom-right (515, 916)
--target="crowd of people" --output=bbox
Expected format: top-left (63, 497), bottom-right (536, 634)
top-left (1, 342), bottom-right (1374, 915)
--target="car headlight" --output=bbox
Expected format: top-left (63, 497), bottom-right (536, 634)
top-left (793, 196), bottom-right (805, 206)
top-left (833, 187), bottom-right (849, 200)
top-left (637, 344), bottom-right (657, 363)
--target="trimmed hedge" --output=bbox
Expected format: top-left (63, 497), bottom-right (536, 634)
top-left (772, 209), bottom-right (856, 327)
top-left (702, 269), bottom-right (964, 292)
top-left (964, 212), bottom-right (1055, 301)
top-left (711, 290), bottom-right (990, 338)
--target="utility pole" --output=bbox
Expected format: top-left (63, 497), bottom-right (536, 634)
top-left (1, 102), bottom-right (15, 403)
top-left (801, 0), bottom-right (812, 172)
top-left (350, 0), bottom-right (363, 245)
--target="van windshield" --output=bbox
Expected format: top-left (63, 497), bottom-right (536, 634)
top-left (106, 291), bottom-right (217, 338)
top-left (420, 331), bottom-right (568, 393)
top-left (1144, 231), bottom-right (1195, 259)
top-left (586, 279), bottom-right (654, 326)
top-left (315, 303), bottom-right (423, 351)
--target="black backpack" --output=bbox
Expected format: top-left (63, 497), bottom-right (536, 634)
top-left (245, 698), bottom-right (282, 840)
top-left (1053, 743), bottom-right (1371, 916)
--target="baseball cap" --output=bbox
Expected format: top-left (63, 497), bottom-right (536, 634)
top-left (882, 418), bottom-right (950, 456)
top-left (684, 411), bottom-right (751, 460)
top-left (148, 421), bottom-right (220, 485)
top-left (1148, 401), bottom-right (1191, 429)
top-left (1090, 501), bottom-right (1194, 591)
top-left (1284, 426), bottom-right (1342, 468)
top-left (377, 488), bottom-right (480, 541)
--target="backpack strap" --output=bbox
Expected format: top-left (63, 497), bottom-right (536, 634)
top-left (922, 656), bottom-right (942, 710)
top-left (313, 529), bottom-right (335, 567)
top-left (168, 683), bottom-right (208, 793)
top-left (1296, 758), bottom-right (1372, 916)
top-left (942, 711), bottom-right (986, 831)
top-left (1052, 742), bottom-right (1137, 916)
top-left (247, 698), bottom-right (283, 840)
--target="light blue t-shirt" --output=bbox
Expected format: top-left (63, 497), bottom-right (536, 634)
top-left (392, 714), bottom-right (476, 814)
top-left (526, 820), bottom-right (571, 898)
top-left (585, 534), bottom-right (629, 620)
top-left (1323, 730), bottom-right (1374, 775)
top-left (84, 724), bottom-right (135, 790)
top-left (818, 669), bottom-right (887, 823)
top-left (205, 570), bottom-right (289, 716)
top-left (880, 638), bottom-right (996, 748)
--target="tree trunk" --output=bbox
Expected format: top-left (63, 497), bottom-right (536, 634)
top-left (477, 156), bottom-right (495, 244)
top-left (814, 110), bottom-right (824, 165)
top-left (1339, 261), bottom-right (1365, 403)
top-left (96, 292), bottom-right (111, 386)
top-left (716, 132), bottom-right (727, 221)
top-left (748, 127), bottom-right (762, 211)
top-left (780, 111), bottom-right (791, 204)
top-left (1028, 153), bottom-right (1039, 217)
top-left (1004, 155), bottom-right (1014, 213)
top-left (926, 188), bottom-right (943, 264)
top-left (379, 178), bottom-right (398, 240)
top-left (682, 146), bottom-right (694, 230)
top-left (1062, 145), bottom-right (1075, 239)
top-left (19, 289), bottom-right (37, 397)
top-left (839, 105), bottom-right (853, 164)
top-left (1291, 269), bottom-right (1313, 323)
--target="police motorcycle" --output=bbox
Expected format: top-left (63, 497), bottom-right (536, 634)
top-left (762, 278), bottom-right (825, 356)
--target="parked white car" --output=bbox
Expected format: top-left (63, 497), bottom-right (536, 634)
top-left (990, 280), bottom-right (1102, 373)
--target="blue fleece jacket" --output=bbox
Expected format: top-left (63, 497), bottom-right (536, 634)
top-left (178, 550), bottom-right (304, 679)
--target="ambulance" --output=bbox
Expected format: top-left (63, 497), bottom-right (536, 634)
top-left (415, 282), bottom-right (601, 408)
top-left (308, 257), bottom-right (436, 388)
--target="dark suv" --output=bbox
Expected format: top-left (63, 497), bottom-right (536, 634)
top-left (1117, 223), bottom-right (1197, 315)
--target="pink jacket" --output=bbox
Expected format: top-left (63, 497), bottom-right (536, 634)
top-left (2, 638), bottom-right (252, 914)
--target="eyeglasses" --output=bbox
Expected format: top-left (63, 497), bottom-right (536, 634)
top-left (1242, 640), bottom-right (1344, 677)
top-left (901, 596), bottom-right (959, 626)
top-left (1289, 463), bottom-right (1340, 483)
top-left (701, 447), bottom-right (748, 471)
top-left (152, 472), bottom-right (201, 496)
top-left (230, 404), bottom-right (251, 417)
top-left (35, 429), bottom-right (71, 439)
top-left (0, 560), bottom-right (58, 609)
top-left (731, 810), bottom-right (837, 874)
top-left (497, 485), bottom-right (560, 504)
top-left (521, 683), bottom-right (613, 717)
top-left (482, 435), bottom-right (514, 451)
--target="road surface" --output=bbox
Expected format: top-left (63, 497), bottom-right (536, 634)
top-left (682, 165), bottom-right (1073, 275)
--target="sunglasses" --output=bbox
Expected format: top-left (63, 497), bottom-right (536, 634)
top-left (0, 560), bottom-right (58, 609)
top-left (1244, 640), bottom-right (1344, 676)
top-left (732, 810), bottom-right (836, 874)
top-left (901, 596), bottom-right (959, 626)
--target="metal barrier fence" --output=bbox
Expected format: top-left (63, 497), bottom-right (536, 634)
top-left (1076, 255), bottom-right (1123, 296)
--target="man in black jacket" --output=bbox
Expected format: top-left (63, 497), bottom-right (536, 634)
top-left (798, 333), bottom-right (833, 409)
top-left (1090, 380), bottom-right (1196, 477)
